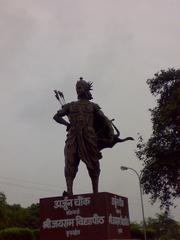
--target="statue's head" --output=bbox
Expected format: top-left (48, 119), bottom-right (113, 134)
top-left (76, 77), bottom-right (93, 100)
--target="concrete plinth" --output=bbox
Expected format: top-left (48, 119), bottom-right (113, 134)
top-left (40, 192), bottom-right (131, 240)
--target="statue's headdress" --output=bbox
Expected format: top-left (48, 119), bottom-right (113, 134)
top-left (76, 77), bottom-right (93, 100)
top-left (76, 77), bottom-right (93, 91)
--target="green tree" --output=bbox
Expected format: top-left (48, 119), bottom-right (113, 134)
top-left (6, 203), bottom-right (39, 229)
top-left (24, 203), bottom-right (39, 229)
top-left (146, 213), bottom-right (179, 240)
top-left (136, 68), bottom-right (180, 209)
top-left (131, 213), bottom-right (179, 240)
top-left (130, 222), bottom-right (144, 239)
top-left (7, 204), bottom-right (27, 228)
top-left (0, 192), bottom-right (39, 231)
top-left (0, 192), bottom-right (8, 229)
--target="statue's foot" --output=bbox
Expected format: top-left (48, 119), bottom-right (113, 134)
top-left (62, 191), bottom-right (73, 197)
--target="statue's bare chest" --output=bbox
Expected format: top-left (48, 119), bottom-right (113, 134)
top-left (68, 101), bottom-right (94, 126)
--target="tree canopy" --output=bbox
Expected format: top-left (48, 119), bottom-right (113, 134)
top-left (130, 212), bottom-right (179, 240)
top-left (0, 192), bottom-right (39, 230)
top-left (136, 68), bottom-right (180, 209)
top-left (145, 213), bottom-right (180, 240)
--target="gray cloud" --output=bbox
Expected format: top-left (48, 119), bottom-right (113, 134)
top-left (0, 0), bottom-right (179, 221)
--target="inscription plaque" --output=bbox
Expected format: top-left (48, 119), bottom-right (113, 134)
top-left (40, 192), bottom-right (131, 240)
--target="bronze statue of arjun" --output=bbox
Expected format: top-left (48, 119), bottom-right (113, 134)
top-left (53, 77), bottom-right (133, 195)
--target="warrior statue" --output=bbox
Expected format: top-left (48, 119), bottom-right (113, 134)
top-left (53, 77), bottom-right (133, 195)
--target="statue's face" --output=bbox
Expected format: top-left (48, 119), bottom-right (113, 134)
top-left (76, 83), bottom-right (85, 97)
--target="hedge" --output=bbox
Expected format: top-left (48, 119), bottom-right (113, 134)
top-left (0, 227), bottom-right (35, 240)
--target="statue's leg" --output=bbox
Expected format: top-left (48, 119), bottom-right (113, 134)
top-left (65, 178), bottom-right (74, 195)
top-left (87, 161), bottom-right (100, 194)
top-left (91, 175), bottom-right (99, 193)
top-left (64, 145), bottom-right (80, 195)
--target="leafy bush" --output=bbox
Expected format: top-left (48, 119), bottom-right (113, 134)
top-left (32, 229), bottom-right (39, 240)
top-left (0, 227), bottom-right (34, 240)
top-left (130, 223), bottom-right (143, 239)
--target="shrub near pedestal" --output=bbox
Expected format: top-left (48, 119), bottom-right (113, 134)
top-left (0, 227), bottom-right (34, 240)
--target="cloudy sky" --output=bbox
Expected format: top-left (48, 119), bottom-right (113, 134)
top-left (0, 0), bottom-right (179, 222)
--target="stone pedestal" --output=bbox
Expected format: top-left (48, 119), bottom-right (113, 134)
top-left (40, 192), bottom-right (131, 240)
